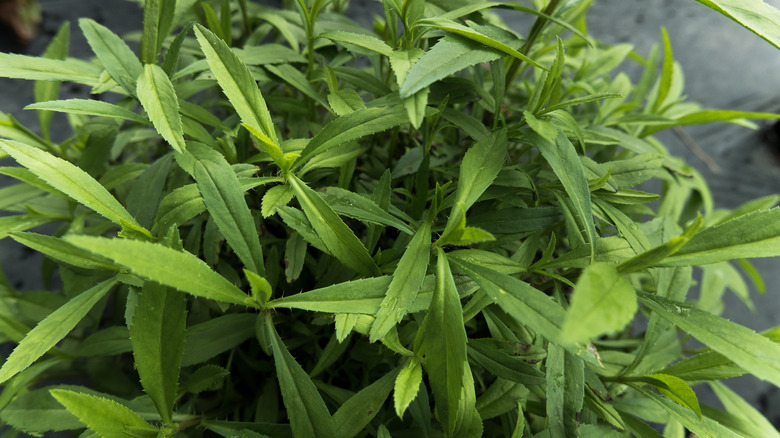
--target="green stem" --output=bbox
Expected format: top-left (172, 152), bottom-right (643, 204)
top-left (505, 0), bottom-right (562, 89)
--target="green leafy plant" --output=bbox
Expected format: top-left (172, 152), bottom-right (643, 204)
top-left (1, 0), bottom-right (780, 436)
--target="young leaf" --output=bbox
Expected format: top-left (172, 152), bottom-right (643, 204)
top-left (26, 99), bottom-right (149, 125)
top-left (370, 221), bottom-right (431, 342)
top-left (332, 369), bottom-right (398, 438)
top-left (659, 208), bottom-right (780, 266)
top-left (638, 292), bottom-right (780, 388)
top-left (193, 159), bottom-right (265, 275)
top-left (10, 232), bottom-right (119, 271)
top-left (690, 0), bottom-right (780, 50)
top-left (422, 248), bottom-right (468, 434)
top-left (193, 24), bottom-right (277, 145)
top-left (296, 105), bottom-right (409, 166)
top-left (50, 389), bottom-right (158, 437)
top-left (264, 316), bottom-right (336, 438)
top-left (79, 18), bottom-right (143, 96)
top-left (525, 114), bottom-right (597, 259)
top-left (561, 263), bottom-right (637, 345)
top-left (136, 64), bottom-right (187, 153)
top-left (141, 0), bottom-right (176, 64)
top-left (0, 279), bottom-right (117, 384)
top-left (639, 374), bottom-right (702, 419)
top-left (394, 357), bottom-right (423, 419)
top-left (400, 35), bottom-right (504, 98)
top-left (66, 236), bottom-right (253, 306)
top-left (320, 30), bottom-right (394, 56)
top-left (129, 282), bottom-right (187, 425)
top-left (0, 139), bottom-right (149, 237)
top-left (287, 174), bottom-right (380, 276)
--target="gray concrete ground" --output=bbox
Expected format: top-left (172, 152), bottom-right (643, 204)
top-left (0, 0), bottom-right (779, 429)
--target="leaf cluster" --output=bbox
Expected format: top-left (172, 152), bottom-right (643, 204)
top-left (0, 0), bottom-right (779, 437)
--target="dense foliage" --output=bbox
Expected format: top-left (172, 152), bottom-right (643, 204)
top-left (1, 0), bottom-right (780, 436)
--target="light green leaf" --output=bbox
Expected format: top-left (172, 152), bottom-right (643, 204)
top-left (141, 0), bottom-right (176, 64)
top-left (34, 22), bottom-right (70, 141)
top-left (194, 24), bottom-right (277, 144)
top-left (400, 35), bottom-right (504, 98)
top-left (320, 30), bottom-right (393, 56)
top-left (370, 222), bottom-right (431, 341)
top-left (394, 358), bottom-right (423, 419)
top-left (0, 215), bottom-right (54, 241)
top-left (449, 256), bottom-right (600, 365)
top-left (640, 374), bottom-right (702, 419)
top-left (193, 159), bottom-right (265, 275)
top-left (561, 263), bottom-right (637, 345)
top-left (296, 105), bottom-right (408, 166)
top-left (79, 18), bottom-right (143, 96)
top-left (709, 381), bottom-right (780, 438)
top-left (418, 18), bottom-right (546, 71)
top-left (266, 63), bottom-right (330, 109)
top-left (181, 313), bottom-right (256, 366)
top-left (638, 292), bottom-right (780, 388)
top-left (0, 279), bottom-right (117, 384)
top-left (691, 0), bottom-right (780, 50)
top-left (321, 187), bottom-right (413, 235)
top-left (287, 174), bottom-right (380, 276)
top-left (660, 350), bottom-right (745, 382)
top-left (659, 208), bottom-right (780, 266)
top-left (50, 389), bottom-right (158, 437)
top-left (137, 64), bottom-right (186, 153)
top-left (26, 99), bottom-right (149, 124)
top-left (0, 53), bottom-right (101, 84)
top-left (332, 369), bottom-right (398, 438)
top-left (0, 139), bottom-right (149, 237)
top-left (268, 276), bottom-right (392, 314)
top-left (636, 387), bottom-right (742, 438)
top-left (129, 282), bottom-right (186, 425)
top-left (9, 232), bottom-right (118, 271)
top-left (422, 248), bottom-right (468, 434)
top-left (66, 236), bottom-right (253, 306)
top-left (525, 114), bottom-right (597, 259)
top-left (264, 316), bottom-right (336, 438)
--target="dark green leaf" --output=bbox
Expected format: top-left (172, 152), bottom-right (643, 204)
top-left (181, 313), bottom-right (256, 366)
top-left (79, 18), bottom-right (143, 96)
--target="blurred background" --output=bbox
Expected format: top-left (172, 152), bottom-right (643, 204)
top-left (0, 0), bottom-right (779, 427)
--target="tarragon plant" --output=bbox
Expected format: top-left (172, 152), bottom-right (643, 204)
top-left (1, 0), bottom-right (780, 436)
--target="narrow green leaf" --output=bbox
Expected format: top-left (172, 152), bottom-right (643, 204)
top-left (394, 358), bottom-right (423, 419)
top-left (9, 232), bottom-right (118, 271)
top-left (26, 99), bottom-right (149, 124)
top-left (418, 18), bottom-right (546, 71)
top-left (709, 381), bottom-right (780, 438)
top-left (638, 292), bottom-right (780, 388)
top-left (194, 159), bottom-right (265, 275)
top-left (640, 374), bottom-right (702, 419)
top-left (691, 0), bottom-right (780, 50)
top-left (264, 316), bottom-right (336, 438)
top-left (449, 256), bottom-right (601, 365)
top-left (129, 282), bottom-right (186, 425)
top-left (332, 369), bottom-right (398, 438)
top-left (468, 339), bottom-right (546, 385)
top-left (0, 279), bottom-right (117, 384)
top-left (50, 389), bottom-right (158, 437)
top-left (654, 27), bottom-right (674, 113)
top-left (79, 18), bottom-right (143, 96)
top-left (137, 64), bottom-right (186, 153)
top-left (266, 63), bottom-right (330, 109)
top-left (141, 0), bottom-right (176, 64)
top-left (194, 24), bottom-right (277, 144)
top-left (0, 52), bottom-right (101, 84)
top-left (659, 208), bottom-right (780, 266)
top-left (126, 154), bottom-right (173, 230)
top-left (296, 105), bottom-right (408, 166)
top-left (321, 187), bottom-right (414, 235)
top-left (422, 248), bottom-right (468, 434)
top-left (660, 350), bottom-right (745, 382)
top-left (268, 276), bottom-right (392, 314)
top-left (66, 236), bottom-right (252, 306)
top-left (320, 30), bottom-right (393, 56)
top-left (0, 139), bottom-right (148, 236)
top-left (182, 365), bottom-right (230, 394)
top-left (0, 215), bottom-right (54, 241)
top-left (561, 263), bottom-right (637, 345)
top-left (370, 222), bottom-right (431, 341)
top-left (34, 22), bottom-right (70, 141)
top-left (287, 174), bottom-right (380, 276)
top-left (400, 35), bottom-right (504, 98)
top-left (525, 114), bottom-right (597, 259)
top-left (636, 387), bottom-right (742, 438)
